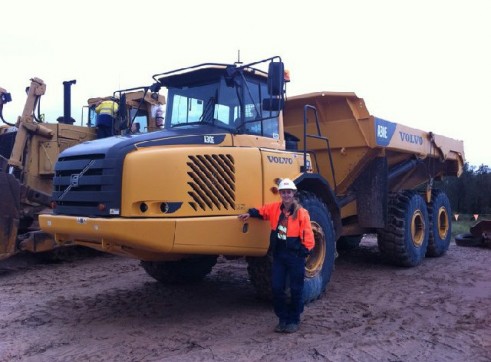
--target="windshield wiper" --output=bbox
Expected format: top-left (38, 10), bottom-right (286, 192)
top-left (171, 121), bottom-right (204, 128)
top-left (171, 119), bottom-right (233, 132)
top-left (198, 96), bottom-right (216, 124)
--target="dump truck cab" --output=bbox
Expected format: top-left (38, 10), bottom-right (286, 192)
top-left (156, 59), bottom-right (286, 149)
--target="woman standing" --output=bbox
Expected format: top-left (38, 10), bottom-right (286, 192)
top-left (238, 178), bottom-right (314, 333)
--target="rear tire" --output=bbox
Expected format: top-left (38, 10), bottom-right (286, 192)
top-left (246, 192), bottom-right (336, 303)
top-left (377, 190), bottom-right (429, 267)
top-left (426, 190), bottom-right (452, 257)
top-left (141, 255), bottom-right (218, 284)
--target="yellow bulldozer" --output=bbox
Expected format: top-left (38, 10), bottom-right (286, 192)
top-left (40, 57), bottom-right (464, 302)
top-left (0, 78), bottom-right (165, 260)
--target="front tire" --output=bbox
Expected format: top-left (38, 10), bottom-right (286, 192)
top-left (426, 190), bottom-right (452, 257)
top-left (301, 193), bottom-right (336, 303)
top-left (246, 192), bottom-right (336, 303)
top-left (377, 190), bottom-right (429, 267)
top-left (141, 255), bottom-right (218, 284)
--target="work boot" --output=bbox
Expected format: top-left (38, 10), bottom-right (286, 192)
top-left (274, 321), bottom-right (287, 333)
top-left (284, 323), bottom-right (299, 333)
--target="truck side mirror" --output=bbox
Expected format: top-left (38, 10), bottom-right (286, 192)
top-left (264, 61), bottom-right (285, 111)
top-left (262, 98), bottom-right (284, 111)
top-left (268, 61), bottom-right (285, 96)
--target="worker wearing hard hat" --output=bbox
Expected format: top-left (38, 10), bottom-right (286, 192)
top-left (238, 178), bottom-right (314, 333)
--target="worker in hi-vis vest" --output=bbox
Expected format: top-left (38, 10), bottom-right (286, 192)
top-left (95, 99), bottom-right (119, 138)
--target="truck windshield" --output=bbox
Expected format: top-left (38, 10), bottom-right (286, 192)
top-left (165, 75), bottom-right (280, 139)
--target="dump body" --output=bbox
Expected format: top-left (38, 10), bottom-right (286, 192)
top-left (284, 92), bottom-right (464, 193)
top-left (284, 92), bottom-right (464, 235)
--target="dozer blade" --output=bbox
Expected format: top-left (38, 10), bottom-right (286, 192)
top-left (455, 220), bottom-right (491, 248)
top-left (0, 172), bottom-right (21, 259)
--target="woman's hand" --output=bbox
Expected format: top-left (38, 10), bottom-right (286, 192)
top-left (237, 213), bottom-right (250, 222)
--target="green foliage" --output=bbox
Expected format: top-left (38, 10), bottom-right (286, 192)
top-left (436, 162), bottom-right (491, 214)
top-left (451, 219), bottom-right (474, 239)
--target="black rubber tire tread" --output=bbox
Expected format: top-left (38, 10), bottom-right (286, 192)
top-left (455, 233), bottom-right (483, 247)
top-left (377, 190), bottom-right (429, 267)
top-left (246, 192), bottom-right (336, 304)
top-left (426, 189), bottom-right (452, 257)
top-left (246, 253), bottom-right (273, 301)
top-left (140, 255), bottom-right (218, 284)
top-left (336, 235), bottom-right (363, 251)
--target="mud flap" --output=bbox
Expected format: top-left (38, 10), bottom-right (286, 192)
top-left (0, 172), bottom-right (21, 258)
top-left (355, 157), bottom-right (387, 228)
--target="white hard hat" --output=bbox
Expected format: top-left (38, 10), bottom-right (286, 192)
top-left (278, 178), bottom-right (297, 191)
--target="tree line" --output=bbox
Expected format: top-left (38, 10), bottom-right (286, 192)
top-left (437, 163), bottom-right (491, 214)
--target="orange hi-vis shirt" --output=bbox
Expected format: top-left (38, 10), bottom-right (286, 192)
top-left (257, 202), bottom-right (315, 251)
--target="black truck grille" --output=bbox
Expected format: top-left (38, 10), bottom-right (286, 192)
top-left (187, 154), bottom-right (235, 211)
top-left (53, 153), bottom-right (120, 216)
top-left (53, 151), bottom-right (236, 216)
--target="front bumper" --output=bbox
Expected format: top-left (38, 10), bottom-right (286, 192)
top-left (39, 214), bottom-right (269, 260)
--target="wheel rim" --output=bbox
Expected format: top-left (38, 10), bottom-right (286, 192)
top-left (305, 221), bottom-right (326, 278)
top-left (437, 206), bottom-right (449, 240)
top-left (411, 210), bottom-right (425, 247)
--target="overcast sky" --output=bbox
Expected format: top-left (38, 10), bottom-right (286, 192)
top-left (2, 0), bottom-right (489, 167)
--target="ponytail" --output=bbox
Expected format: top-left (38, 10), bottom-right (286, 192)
top-left (291, 199), bottom-right (301, 220)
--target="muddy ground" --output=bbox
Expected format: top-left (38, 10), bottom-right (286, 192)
top-left (0, 236), bottom-right (490, 362)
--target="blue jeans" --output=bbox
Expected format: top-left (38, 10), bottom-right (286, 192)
top-left (96, 114), bottom-right (114, 138)
top-left (271, 248), bottom-right (305, 324)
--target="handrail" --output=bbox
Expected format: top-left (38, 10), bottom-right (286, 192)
top-left (302, 105), bottom-right (337, 193)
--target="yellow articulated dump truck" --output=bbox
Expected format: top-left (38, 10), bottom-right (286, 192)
top-left (39, 57), bottom-right (464, 302)
top-left (0, 78), bottom-right (165, 260)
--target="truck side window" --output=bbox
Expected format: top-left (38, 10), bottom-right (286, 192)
top-left (129, 109), bottom-right (148, 133)
top-left (237, 104), bottom-right (279, 138)
top-left (171, 95), bottom-right (204, 124)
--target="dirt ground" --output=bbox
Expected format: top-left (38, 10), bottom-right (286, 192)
top-left (0, 236), bottom-right (490, 362)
